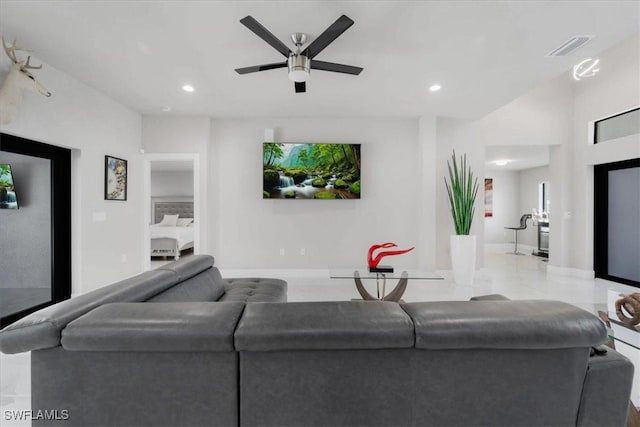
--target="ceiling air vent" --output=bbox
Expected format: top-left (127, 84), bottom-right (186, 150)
top-left (546, 35), bottom-right (594, 57)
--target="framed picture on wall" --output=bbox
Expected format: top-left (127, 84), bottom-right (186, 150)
top-left (104, 155), bottom-right (127, 201)
top-left (484, 178), bottom-right (493, 217)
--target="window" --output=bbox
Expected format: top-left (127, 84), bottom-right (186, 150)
top-left (594, 107), bottom-right (640, 144)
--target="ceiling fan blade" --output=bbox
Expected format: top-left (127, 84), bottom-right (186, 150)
top-left (301, 15), bottom-right (354, 59)
top-left (240, 16), bottom-right (292, 58)
top-left (235, 62), bottom-right (287, 74)
top-left (295, 81), bottom-right (306, 93)
top-left (311, 60), bottom-right (363, 75)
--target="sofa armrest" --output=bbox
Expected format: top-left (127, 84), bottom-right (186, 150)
top-left (577, 346), bottom-right (634, 427)
top-left (61, 302), bottom-right (245, 352)
top-left (0, 269), bottom-right (181, 354)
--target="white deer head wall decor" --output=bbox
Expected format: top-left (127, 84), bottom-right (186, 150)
top-left (0, 37), bottom-right (51, 125)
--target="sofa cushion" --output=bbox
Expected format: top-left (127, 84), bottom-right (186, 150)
top-left (235, 301), bottom-right (414, 351)
top-left (0, 270), bottom-right (179, 354)
top-left (146, 267), bottom-right (226, 302)
top-left (401, 300), bottom-right (607, 350)
top-left (61, 302), bottom-right (245, 352)
top-left (220, 278), bottom-right (287, 303)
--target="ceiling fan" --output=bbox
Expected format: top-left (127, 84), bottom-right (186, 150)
top-left (234, 14), bottom-right (363, 93)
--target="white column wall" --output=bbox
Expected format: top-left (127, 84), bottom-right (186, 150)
top-left (418, 116), bottom-right (438, 270)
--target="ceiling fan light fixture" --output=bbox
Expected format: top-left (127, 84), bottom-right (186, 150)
top-left (288, 55), bottom-right (310, 82)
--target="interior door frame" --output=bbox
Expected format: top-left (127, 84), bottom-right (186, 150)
top-left (142, 153), bottom-right (200, 271)
top-left (594, 157), bottom-right (640, 288)
top-left (0, 133), bottom-right (72, 328)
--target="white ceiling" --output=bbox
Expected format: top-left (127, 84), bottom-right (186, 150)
top-left (485, 145), bottom-right (550, 171)
top-left (0, 1), bottom-right (637, 119)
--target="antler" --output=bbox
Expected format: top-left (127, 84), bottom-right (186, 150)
top-left (22, 56), bottom-right (42, 70)
top-left (2, 37), bottom-right (38, 68)
top-left (2, 37), bottom-right (19, 63)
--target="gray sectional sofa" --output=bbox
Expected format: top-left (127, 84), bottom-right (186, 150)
top-left (0, 255), bottom-right (634, 426)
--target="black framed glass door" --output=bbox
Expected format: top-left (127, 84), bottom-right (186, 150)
top-left (0, 133), bottom-right (71, 327)
top-left (594, 158), bottom-right (640, 287)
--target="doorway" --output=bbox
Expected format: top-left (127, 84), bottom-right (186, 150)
top-left (143, 153), bottom-right (200, 271)
top-left (484, 145), bottom-right (551, 258)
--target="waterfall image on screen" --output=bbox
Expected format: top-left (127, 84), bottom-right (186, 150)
top-left (263, 143), bottom-right (361, 199)
top-left (0, 164), bottom-right (18, 209)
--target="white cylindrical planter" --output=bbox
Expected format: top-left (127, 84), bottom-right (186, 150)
top-left (450, 235), bottom-right (477, 286)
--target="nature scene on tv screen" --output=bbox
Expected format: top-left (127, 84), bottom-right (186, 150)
top-left (0, 164), bottom-right (18, 209)
top-left (263, 143), bottom-right (361, 199)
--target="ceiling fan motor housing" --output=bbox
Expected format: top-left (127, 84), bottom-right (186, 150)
top-left (288, 54), bottom-right (311, 82)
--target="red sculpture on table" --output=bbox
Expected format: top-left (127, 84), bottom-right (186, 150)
top-left (367, 242), bottom-right (414, 269)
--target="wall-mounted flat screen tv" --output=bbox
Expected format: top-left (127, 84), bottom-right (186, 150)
top-left (263, 143), bottom-right (361, 200)
top-left (0, 164), bottom-right (19, 209)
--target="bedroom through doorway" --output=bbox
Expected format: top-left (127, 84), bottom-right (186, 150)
top-left (143, 153), bottom-right (201, 271)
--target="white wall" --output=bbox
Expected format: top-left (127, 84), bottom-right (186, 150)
top-left (518, 166), bottom-right (549, 246)
top-left (571, 34), bottom-right (640, 272)
top-left (150, 171), bottom-right (194, 198)
top-left (0, 55), bottom-right (143, 294)
top-left (207, 118), bottom-right (425, 269)
top-left (484, 170), bottom-right (519, 244)
top-left (141, 116), bottom-right (439, 270)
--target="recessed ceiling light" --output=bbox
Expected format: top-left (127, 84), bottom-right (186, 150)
top-left (495, 160), bottom-right (509, 166)
top-left (161, 106), bottom-right (172, 113)
top-left (429, 84), bottom-right (441, 92)
top-left (182, 84), bottom-right (195, 93)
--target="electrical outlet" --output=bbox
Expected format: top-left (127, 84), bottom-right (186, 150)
top-left (279, 248), bottom-right (285, 256)
top-left (300, 248), bottom-right (306, 256)
top-left (121, 254), bottom-right (127, 263)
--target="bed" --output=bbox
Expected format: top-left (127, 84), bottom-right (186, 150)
top-left (150, 200), bottom-right (195, 260)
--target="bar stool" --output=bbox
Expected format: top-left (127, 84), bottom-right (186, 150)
top-left (505, 214), bottom-right (532, 255)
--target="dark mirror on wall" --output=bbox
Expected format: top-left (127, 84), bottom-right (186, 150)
top-left (0, 133), bottom-right (71, 328)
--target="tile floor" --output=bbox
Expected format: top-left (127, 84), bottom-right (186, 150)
top-left (1, 245), bottom-right (638, 426)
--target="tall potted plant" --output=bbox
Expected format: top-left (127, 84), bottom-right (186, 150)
top-left (444, 150), bottom-right (479, 285)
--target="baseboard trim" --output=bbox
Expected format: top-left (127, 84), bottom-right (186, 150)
top-left (547, 265), bottom-right (595, 279)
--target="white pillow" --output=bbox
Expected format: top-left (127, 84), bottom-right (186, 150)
top-left (158, 214), bottom-right (179, 227)
top-left (176, 218), bottom-right (194, 227)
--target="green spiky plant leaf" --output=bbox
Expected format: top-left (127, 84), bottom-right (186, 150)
top-left (444, 150), bottom-right (479, 235)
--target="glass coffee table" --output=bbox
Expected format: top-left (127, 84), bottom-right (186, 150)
top-left (598, 311), bottom-right (640, 427)
top-left (329, 268), bottom-right (443, 302)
